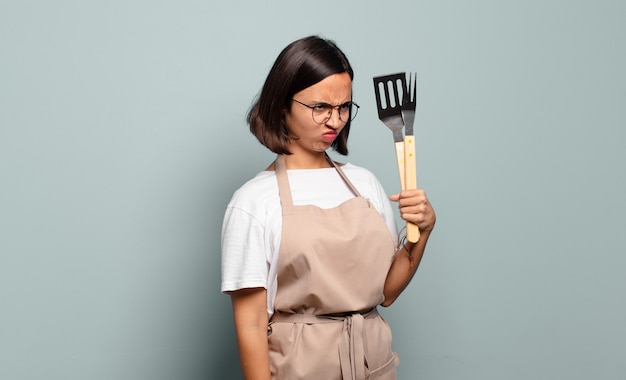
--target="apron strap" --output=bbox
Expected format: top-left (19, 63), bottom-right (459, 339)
top-left (325, 153), bottom-right (362, 198)
top-left (275, 155), bottom-right (293, 207)
top-left (341, 313), bottom-right (366, 380)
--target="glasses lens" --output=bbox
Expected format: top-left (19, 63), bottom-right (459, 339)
top-left (312, 105), bottom-right (331, 124)
top-left (336, 102), bottom-right (358, 122)
top-left (337, 103), bottom-right (350, 122)
top-left (348, 102), bottom-right (359, 121)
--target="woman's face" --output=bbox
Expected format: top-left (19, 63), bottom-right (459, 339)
top-left (284, 72), bottom-right (352, 156)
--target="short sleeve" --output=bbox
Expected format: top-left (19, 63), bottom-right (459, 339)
top-left (221, 205), bottom-right (268, 292)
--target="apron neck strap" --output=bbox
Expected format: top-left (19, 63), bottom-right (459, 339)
top-left (275, 155), bottom-right (293, 206)
top-left (325, 153), bottom-right (362, 198)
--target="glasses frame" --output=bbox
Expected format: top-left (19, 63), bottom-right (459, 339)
top-left (291, 98), bottom-right (360, 124)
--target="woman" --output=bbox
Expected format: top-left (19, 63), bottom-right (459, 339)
top-left (221, 35), bottom-right (436, 380)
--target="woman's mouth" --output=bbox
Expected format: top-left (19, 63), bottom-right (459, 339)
top-left (322, 131), bottom-right (337, 142)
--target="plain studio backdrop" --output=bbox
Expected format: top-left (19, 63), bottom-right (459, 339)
top-left (1, 1), bottom-right (625, 379)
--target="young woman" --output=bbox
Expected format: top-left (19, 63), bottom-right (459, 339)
top-left (221, 35), bottom-right (436, 380)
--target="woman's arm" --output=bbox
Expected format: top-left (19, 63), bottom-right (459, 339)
top-left (382, 189), bottom-right (436, 306)
top-left (229, 287), bottom-right (271, 380)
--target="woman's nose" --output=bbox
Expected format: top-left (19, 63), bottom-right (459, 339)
top-left (325, 107), bottom-right (342, 129)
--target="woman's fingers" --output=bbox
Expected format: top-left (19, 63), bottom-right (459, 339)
top-left (390, 189), bottom-right (436, 231)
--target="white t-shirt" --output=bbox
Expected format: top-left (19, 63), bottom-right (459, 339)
top-left (221, 163), bottom-right (398, 316)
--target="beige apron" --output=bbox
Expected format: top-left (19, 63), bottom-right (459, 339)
top-left (268, 154), bottom-right (399, 380)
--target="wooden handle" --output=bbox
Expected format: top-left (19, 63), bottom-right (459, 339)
top-left (394, 141), bottom-right (405, 191)
top-left (404, 135), bottom-right (420, 243)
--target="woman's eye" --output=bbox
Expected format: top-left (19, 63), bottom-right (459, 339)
top-left (339, 103), bottom-right (351, 111)
top-left (313, 104), bottom-right (329, 111)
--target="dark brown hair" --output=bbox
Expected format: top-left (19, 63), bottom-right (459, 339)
top-left (247, 36), bottom-right (354, 155)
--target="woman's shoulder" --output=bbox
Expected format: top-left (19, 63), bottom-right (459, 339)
top-left (340, 162), bottom-right (376, 176)
top-left (340, 163), bottom-right (384, 186)
top-left (227, 170), bottom-right (279, 211)
top-left (340, 162), bottom-right (391, 198)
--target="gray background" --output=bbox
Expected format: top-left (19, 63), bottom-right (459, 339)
top-left (1, 0), bottom-right (625, 379)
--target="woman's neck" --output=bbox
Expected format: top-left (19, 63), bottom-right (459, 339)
top-left (282, 152), bottom-right (331, 170)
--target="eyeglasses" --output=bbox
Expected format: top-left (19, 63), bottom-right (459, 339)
top-left (291, 98), bottom-right (360, 124)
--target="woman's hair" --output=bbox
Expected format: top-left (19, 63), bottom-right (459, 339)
top-left (247, 36), bottom-right (354, 155)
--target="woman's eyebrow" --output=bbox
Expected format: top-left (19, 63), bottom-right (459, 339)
top-left (310, 100), bottom-right (352, 105)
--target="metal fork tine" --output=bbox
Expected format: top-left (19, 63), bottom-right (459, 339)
top-left (401, 71), bottom-right (420, 243)
top-left (402, 72), bottom-right (417, 136)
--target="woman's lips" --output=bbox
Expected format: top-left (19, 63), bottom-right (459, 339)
top-left (322, 131), bottom-right (337, 142)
